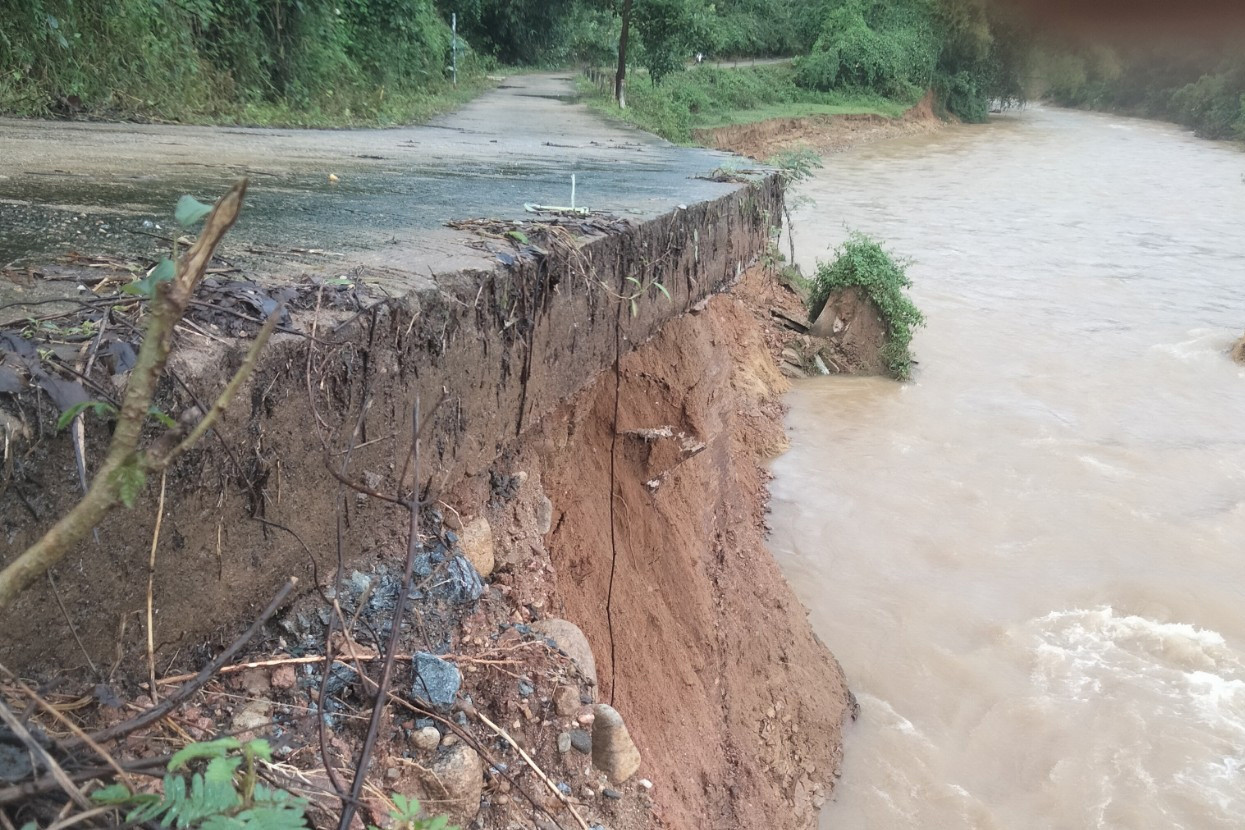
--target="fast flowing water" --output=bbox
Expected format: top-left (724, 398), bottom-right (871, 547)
top-left (770, 106), bottom-right (1245, 828)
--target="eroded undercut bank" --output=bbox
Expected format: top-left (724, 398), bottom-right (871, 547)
top-left (1, 175), bottom-right (852, 829)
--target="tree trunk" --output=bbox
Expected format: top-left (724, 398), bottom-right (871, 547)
top-left (615, 0), bottom-right (633, 108)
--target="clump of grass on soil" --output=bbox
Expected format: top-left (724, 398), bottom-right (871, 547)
top-left (809, 232), bottom-right (924, 380)
top-left (582, 64), bottom-right (912, 144)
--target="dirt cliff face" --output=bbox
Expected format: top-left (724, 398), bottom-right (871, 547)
top-left (513, 274), bottom-right (850, 828)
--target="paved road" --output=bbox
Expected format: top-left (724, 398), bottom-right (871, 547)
top-left (0, 73), bottom-right (748, 314)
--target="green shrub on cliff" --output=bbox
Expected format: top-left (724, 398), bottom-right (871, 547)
top-left (809, 233), bottom-right (924, 380)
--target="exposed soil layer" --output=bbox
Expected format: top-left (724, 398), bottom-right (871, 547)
top-left (0, 177), bottom-right (781, 674)
top-left (531, 275), bottom-right (850, 829)
top-left (696, 91), bottom-right (942, 160)
top-left (1, 265), bottom-right (849, 830)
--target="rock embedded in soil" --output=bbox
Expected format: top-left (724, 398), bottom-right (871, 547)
top-left (408, 743), bottom-right (483, 825)
top-left (457, 516), bottom-right (495, 577)
top-left (570, 729), bottom-right (592, 754)
top-left (558, 731), bottom-right (572, 753)
top-left (554, 684), bottom-right (580, 717)
top-left (411, 652), bottom-right (462, 710)
top-left (231, 700), bottom-right (272, 735)
top-left (591, 704), bottom-right (642, 784)
top-left (530, 618), bottom-right (597, 687)
top-left (270, 664), bottom-right (297, 690)
top-left (412, 726), bottom-right (441, 752)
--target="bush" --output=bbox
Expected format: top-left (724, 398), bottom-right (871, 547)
top-left (795, 0), bottom-right (938, 100)
top-left (0, 0), bottom-right (467, 124)
top-left (808, 232), bottom-right (924, 380)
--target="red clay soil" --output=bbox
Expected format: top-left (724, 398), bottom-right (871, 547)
top-left (520, 269), bottom-right (851, 829)
top-left (696, 90), bottom-right (942, 160)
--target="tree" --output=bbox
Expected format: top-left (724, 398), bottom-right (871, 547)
top-left (632, 0), bottom-right (705, 85)
top-left (615, 0), bottom-right (634, 106)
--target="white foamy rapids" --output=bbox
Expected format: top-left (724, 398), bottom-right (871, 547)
top-left (1023, 607), bottom-right (1245, 827)
top-left (1149, 329), bottom-right (1238, 365)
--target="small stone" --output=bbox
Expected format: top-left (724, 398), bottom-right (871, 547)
top-left (411, 652), bottom-right (462, 710)
top-left (602, 788), bottom-right (622, 800)
top-left (581, 786), bottom-right (595, 799)
top-left (495, 794), bottom-right (510, 805)
top-left (386, 767), bottom-right (399, 780)
top-left (518, 679), bottom-right (534, 697)
top-left (637, 778), bottom-right (653, 790)
top-left (591, 704), bottom-right (641, 784)
top-left (441, 732), bottom-right (459, 747)
top-left (535, 493), bottom-right (553, 535)
top-left (238, 668), bottom-right (270, 696)
top-left (554, 685), bottom-right (580, 717)
top-left (558, 732), bottom-right (572, 754)
top-left (569, 729), bottom-right (592, 754)
top-left (530, 619), bottom-right (597, 687)
top-left (270, 665), bottom-right (297, 690)
top-left (230, 700), bottom-right (272, 735)
top-left (457, 517), bottom-right (495, 578)
top-left (577, 710), bottom-right (596, 726)
top-left (557, 782), bottom-right (571, 795)
top-left (766, 707), bottom-right (776, 719)
top-left (412, 726), bottom-right (441, 752)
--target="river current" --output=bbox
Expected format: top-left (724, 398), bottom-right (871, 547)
top-left (771, 106), bottom-right (1245, 828)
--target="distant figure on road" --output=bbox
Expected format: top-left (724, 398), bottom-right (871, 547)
top-left (696, 52), bottom-right (704, 64)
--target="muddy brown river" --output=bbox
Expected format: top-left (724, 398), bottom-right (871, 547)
top-left (773, 106), bottom-right (1245, 828)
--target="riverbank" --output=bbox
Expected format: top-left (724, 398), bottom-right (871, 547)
top-left (695, 90), bottom-right (944, 160)
top-left (0, 68), bottom-right (864, 824)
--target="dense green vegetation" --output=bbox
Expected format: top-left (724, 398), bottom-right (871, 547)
top-left (0, 0), bottom-right (1026, 127)
top-left (809, 232), bottom-right (924, 381)
top-left (0, 0), bottom-right (489, 124)
top-left (583, 64), bottom-right (908, 144)
top-left (1034, 40), bottom-right (1245, 139)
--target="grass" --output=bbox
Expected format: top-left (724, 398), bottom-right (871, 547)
top-left (0, 73), bottom-right (494, 128)
top-left (692, 98), bottom-right (911, 127)
top-left (581, 63), bottom-right (915, 143)
top-left (206, 76), bottom-right (495, 129)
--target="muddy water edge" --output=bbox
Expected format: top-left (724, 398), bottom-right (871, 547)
top-left (772, 106), bottom-right (1245, 828)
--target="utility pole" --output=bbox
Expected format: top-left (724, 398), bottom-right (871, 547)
top-left (615, 0), bottom-right (633, 108)
top-left (451, 12), bottom-right (458, 86)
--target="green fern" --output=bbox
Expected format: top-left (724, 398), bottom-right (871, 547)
top-left (92, 739), bottom-right (307, 830)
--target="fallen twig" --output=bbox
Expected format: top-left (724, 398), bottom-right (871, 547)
top-left (475, 710), bottom-right (591, 830)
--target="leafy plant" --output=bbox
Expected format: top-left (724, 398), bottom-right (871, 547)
top-left (808, 232), bottom-right (924, 380)
top-left (124, 195), bottom-right (212, 298)
top-left (55, 400), bottom-right (118, 431)
top-left (370, 792), bottom-right (455, 830)
top-left (91, 738), bottom-right (307, 829)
